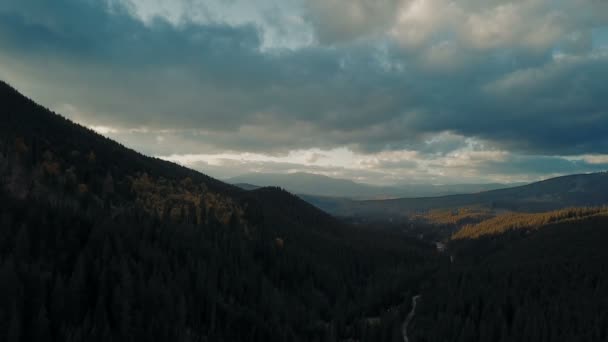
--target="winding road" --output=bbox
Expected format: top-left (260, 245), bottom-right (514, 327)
top-left (401, 295), bottom-right (421, 342)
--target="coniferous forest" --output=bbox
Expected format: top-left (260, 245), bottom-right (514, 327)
top-left (0, 81), bottom-right (434, 341)
top-left (412, 216), bottom-right (608, 342)
top-left (2, 79), bottom-right (608, 342)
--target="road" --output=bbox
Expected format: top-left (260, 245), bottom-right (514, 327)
top-left (401, 295), bottom-right (421, 342)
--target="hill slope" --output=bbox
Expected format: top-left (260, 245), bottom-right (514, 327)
top-left (452, 206), bottom-right (608, 240)
top-left (0, 80), bottom-right (434, 342)
top-left (411, 214), bottom-right (608, 342)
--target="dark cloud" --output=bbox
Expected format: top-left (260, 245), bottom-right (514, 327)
top-left (0, 0), bottom-right (607, 182)
top-left (399, 53), bottom-right (608, 155)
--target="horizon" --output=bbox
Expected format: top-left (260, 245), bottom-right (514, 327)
top-left (2, 0), bottom-right (608, 185)
top-left (224, 170), bottom-right (531, 186)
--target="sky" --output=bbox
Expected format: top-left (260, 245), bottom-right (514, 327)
top-left (1, 0), bottom-right (608, 185)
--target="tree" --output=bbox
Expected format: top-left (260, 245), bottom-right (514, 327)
top-left (7, 302), bottom-right (21, 342)
top-left (33, 306), bottom-right (51, 342)
top-left (14, 225), bottom-right (30, 261)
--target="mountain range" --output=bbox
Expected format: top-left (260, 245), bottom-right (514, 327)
top-left (308, 171), bottom-right (608, 219)
top-left (228, 172), bottom-right (524, 199)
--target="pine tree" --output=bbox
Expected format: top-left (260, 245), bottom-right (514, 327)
top-left (33, 306), bottom-right (51, 342)
top-left (14, 224), bottom-right (30, 261)
top-left (7, 302), bottom-right (21, 342)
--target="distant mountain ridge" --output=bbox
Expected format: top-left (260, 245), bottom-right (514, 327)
top-left (228, 172), bottom-right (523, 199)
top-left (233, 183), bottom-right (261, 191)
top-left (314, 172), bottom-right (608, 218)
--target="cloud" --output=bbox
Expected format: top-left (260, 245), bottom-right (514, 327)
top-left (0, 0), bottom-right (607, 183)
top-left (304, 0), bottom-right (402, 44)
top-left (123, 0), bottom-right (314, 50)
top-left (581, 154), bottom-right (608, 165)
top-left (158, 144), bottom-right (608, 186)
top-left (479, 155), bottom-right (608, 178)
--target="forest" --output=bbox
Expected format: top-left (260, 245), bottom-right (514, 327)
top-left (0, 81), bottom-right (435, 341)
top-left (411, 215), bottom-right (608, 342)
top-left (453, 206), bottom-right (608, 239)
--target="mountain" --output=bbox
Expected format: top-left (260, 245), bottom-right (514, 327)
top-left (233, 182), bottom-right (261, 191)
top-left (228, 172), bottom-right (521, 199)
top-left (413, 182), bottom-right (528, 196)
top-left (228, 172), bottom-right (387, 198)
top-left (0, 80), bottom-right (434, 341)
top-left (315, 172), bottom-right (608, 219)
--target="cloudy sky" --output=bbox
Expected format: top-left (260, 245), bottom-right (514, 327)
top-left (1, 0), bottom-right (608, 185)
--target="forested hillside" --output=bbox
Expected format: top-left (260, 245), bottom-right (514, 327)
top-left (410, 215), bottom-right (608, 342)
top-left (453, 207), bottom-right (608, 239)
top-left (0, 81), bottom-right (435, 341)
